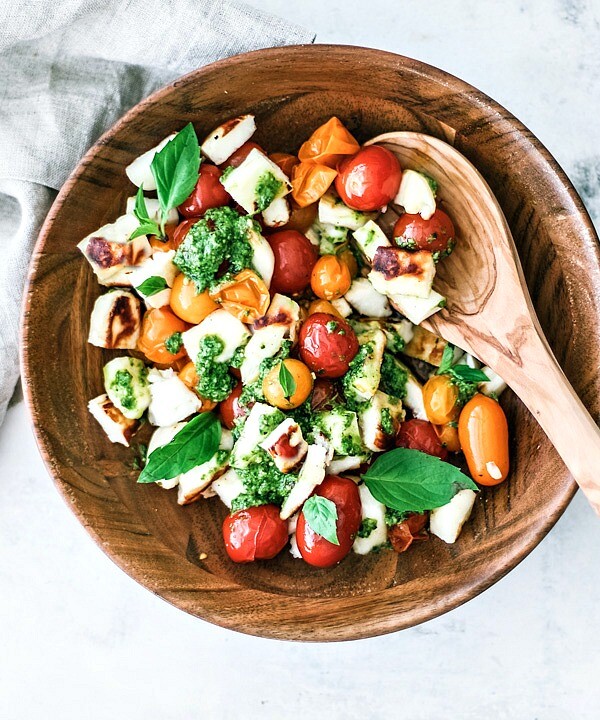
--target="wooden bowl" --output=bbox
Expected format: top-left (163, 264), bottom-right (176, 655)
top-left (21, 45), bottom-right (600, 641)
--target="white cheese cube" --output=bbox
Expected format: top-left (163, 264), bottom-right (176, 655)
top-left (318, 191), bottom-right (375, 230)
top-left (280, 444), bottom-right (328, 520)
top-left (126, 133), bottom-right (176, 190)
top-left (260, 418), bottom-right (308, 473)
top-left (326, 455), bottom-right (365, 475)
top-left (262, 197), bottom-right (290, 228)
top-left (130, 250), bottom-right (178, 309)
top-left (182, 309), bottom-right (250, 365)
top-left (103, 356), bottom-right (151, 420)
top-left (230, 403), bottom-right (283, 469)
top-left (330, 296), bottom-right (353, 318)
top-left (177, 430), bottom-right (233, 505)
top-left (87, 394), bottom-right (140, 447)
top-left (221, 148), bottom-right (291, 214)
top-left (430, 489), bottom-right (477, 544)
top-left (147, 369), bottom-right (202, 427)
top-left (352, 220), bottom-right (391, 262)
top-left (392, 359), bottom-right (427, 420)
top-left (314, 408), bottom-right (364, 458)
top-left (394, 169), bottom-right (437, 220)
top-left (358, 391), bottom-right (405, 452)
top-left (345, 278), bottom-right (391, 318)
top-left (289, 533), bottom-right (302, 559)
top-left (369, 248), bottom-right (436, 299)
top-left (305, 219), bottom-right (348, 254)
top-left (88, 290), bottom-right (142, 350)
top-left (125, 196), bottom-right (178, 225)
top-left (211, 468), bottom-right (245, 508)
top-left (245, 219), bottom-right (275, 287)
top-left (352, 484), bottom-right (388, 555)
top-left (389, 288), bottom-right (446, 325)
top-left (479, 366), bottom-right (507, 397)
top-left (201, 115), bottom-right (256, 165)
top-left (344, 329), bottom-right (386, 403)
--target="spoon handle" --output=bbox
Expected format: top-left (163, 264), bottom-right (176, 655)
top-left (494, 325), bottom-right (600, 514)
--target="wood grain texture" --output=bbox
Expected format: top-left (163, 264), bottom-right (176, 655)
top-left (20, 45), bottom-right (600, 641)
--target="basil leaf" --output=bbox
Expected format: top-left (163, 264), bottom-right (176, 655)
top-left (130, 223), bottom-right (160, 241)
top-left (136, 275), bottom-right (168, 296)
top-left (150, 123), bottom-right (200, 230)
top-left (438, 343), bottom-right (455, 374)
top-left (363, 448), bottom-right (478, 514)
top-left (303, 496), bottom-right (339, 545)
top-left (138, 412), bottom-right (221, 484)
top-left (278, 361), bottom-right (296, 400)
top-left (450, 365), bottom-right (489, 383)
top-left (131, 186), bottom-right (161, 238)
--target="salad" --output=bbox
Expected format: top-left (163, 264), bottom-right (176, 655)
top-left (82, 115), bottom-right (509, 567)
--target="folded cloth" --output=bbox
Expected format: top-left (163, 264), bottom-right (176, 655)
top-left (0, 0), bottom-right (313, 426)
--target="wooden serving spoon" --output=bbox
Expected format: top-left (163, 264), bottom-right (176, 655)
top-left (367, 131), bottom-right (600, 515)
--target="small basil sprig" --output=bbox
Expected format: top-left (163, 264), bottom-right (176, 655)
top-left (135, 275), bottom-right (168, 297)
top-left (363, 448), bottom-right (478, 514)
top-left (303, 496), bottom-right (339, 545)
top-left (278, 361), bottom-right (296, 400)
top-left (437, 343), bottom-right (489, 405)
top-left (138, 412), bottom-right (221, 484)
top-left (130, 186), bottom-right (161, 240)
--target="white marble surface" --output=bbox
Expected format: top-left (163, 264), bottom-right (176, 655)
top-left (3, 1), bottom-right (600, 717)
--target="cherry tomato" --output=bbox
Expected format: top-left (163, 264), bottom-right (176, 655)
top-left (222, 141), bottom-right (265, 169)
top-left (458, 394), bottom-right (509, 486)
top-left (393, 208), bottom-right (456, 255)
top-left (388, 513), bottom-right (429, 553)
top-left (311, 254), bottom-right (352, 301)
top-left (170, 273), bottom-right (218, 324)
top-left (307, 299), bottom-right (343, 318)
top-left (268, 230), bottom-right (318, 295)
top-left (262, 359), bottom-right (313, 410)
top-left (219, 381), bottom-right (246, 429)
top-left (296, 476), bottom-right (361, 568)
top-left (178, 164), bottom-right (231, 218)
top-left (209, 269), bottom-right (270, 324)
top-left (423, 374), bottom-right (460, 425)
top-left (298, 116), bottom-right (360, 168)
top-left (310, 378), bottom-right (337, 411)
top-left (299, 313), bottom-right (359, 378)
top-left (172, 219), bottom-right (198, 249)
top-left (269, 152), bottom-right (298, 178)
top-left (291, 162), bottom-right (337, 208)
top-left (338, 247), bottom-right (358, 278)
top-left (223, 504), bottom-right (288, 562)
top-left (178, 361), bottom-right (217, 411)
top-left (395, 419), bottom-right (449, 461)
top-left (137, 308), bottom-right (188, 364)
top-left (434, 422), bottom-right (461, 453)
top-left (335, 146), bottom-right (402, 211)
top-left (279, 200), bottom-right (318, 234)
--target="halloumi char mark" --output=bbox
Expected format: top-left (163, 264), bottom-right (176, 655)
top-left (402, 325), bottom-right (447, 367)
top-left (352, 484), bottom-right (388, 555)
top-left (369, 246), bottom-right (436, 299)
top-left (279, 444), bottom-right (328, 520)
top-left (87, 394), bottom-right (140, 447)
top-left (358, 391), bottom-right (405, 452)
top-left (147, 368), bottom-right (202, 427)
top-left (344, 277), bottom-right (391, 318)
top-left (221, 148), bottom-right (291, 215)
top-left (88, 289), bottom-right (142, 350)
top-left (125, 133), bottom-right (176, 190)
top-left (182, 309), bottom-right (250, 365)
top-left (262, 196), bottom-right (290, 229)
top-left (201, 115), bottom-right (256, 165)
top-left (260, 418), bottom-right (308, 473)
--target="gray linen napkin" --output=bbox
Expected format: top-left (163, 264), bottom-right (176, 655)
top-left (0, 0), bottom-right (313, 426)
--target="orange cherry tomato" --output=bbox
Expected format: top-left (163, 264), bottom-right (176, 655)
top-left (291, 162), bottom-right (337, 208)
top-left (209, 269), bottom-right (270, 324)
top-left (170, 273), bottom-right (218, 324)
top-left (307, 299), bottom-right (343, 318)
top-left (298, 116), bottom-right (360, 169)
top-left (269, 152), bottom-right (299, 178)
top-left (338, 246), bottom-right (358, 278)
top-left (149, 223), bottom-right (181, 252)
top-left (310, 254), bottom-right (352, 301)
top-left (280, 200), bottom-right (318, 233)
top-left (458, 394), bottom-right (509, 486)
top-left (422, 374), bottom-right (460, 425)
top-left (178, 362), bottom-right (217, 411)
top-left (434, 423), bottom-right (461, 453)
top-left (137, 308), bottom-right (188, 364)
top-left (262, 359), bottom-right (314, 410)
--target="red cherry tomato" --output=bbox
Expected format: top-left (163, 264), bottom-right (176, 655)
top-left (223, 504), bottom-right (289, 562)
top-left (299, 313), bottom-right (359, 378)
top-left (396, 419), bottom-right (449, 460)
top-left (296, 476), bottom-right (362, 568)
top-left (335, 146), bottom-right (402, 211)
top-left (178, 164), bottom-right (231, 218)
top-left (388, 513), bottom-right (429, 553)
top-left (222, 141), bottom-right (265, 169)
top-left (172, 219), bottom-right (197, 248)
top-left (393, 208), bottom-right (456, 254)
top-left (219, 381), bottom-right (245, 429)
top-left (310, 378), bottom-right (337, 411)
top-left (268, 230), bottom-right (318, 295)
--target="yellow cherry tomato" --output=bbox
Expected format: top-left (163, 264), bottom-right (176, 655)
top-left (209, 269), bottom-right (270, 324)
top-left (178, 361), bottom-right (217, 411)
top-left (263, 359), bottom-right (314, 410)
top-left (422, 374), bottom-right (460, 425)
top-left (434, 423), bottom-right (461, 453)
top-left (137, 308), bottom-right (188, 365)
top-left (338, 247), bottom-right (358, 278)
top-left (297, 117), bottom-right (360, 168)
top-left (291, 162), bottom-right (337, 208)
top-left (170, 273), bottom-right (218, 324)
top-left (307, 299), bottom-right (343, 318)
top-left (458, 394), bottom-right (509, 486)
top-left (310, 254), bottom-right (352, 301)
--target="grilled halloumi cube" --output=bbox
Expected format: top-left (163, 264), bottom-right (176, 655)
top-left (330, 296), bottom-right (353, 318)
top-left (262, 197), bottom-right (290, 228)
top-left (313, 408), bottom-right (364, 458)
top-left (479, 366), bottom-right (507, 397)
top-left (201, 115), bottom-right (256, 165)
top-left (305, 219), bottom-right (349, 254)
top-left (103, 356), bottom-right (151, 420)
top-left (125, 196), bottom-right (179, 225)
top-left (210, 468), bottom-right (245, 508)
top-left (78, 214), bottom-right (152, 286)
top-left (88, 290), bottom-right (142, 349)
top-left (358, 391), bottom-right (405, 452)
top-left (343, 328), bottom-right (386, 403)
top-left (147, 369), bottom-right (202, 427)
top-left (430, 489), bottom-right (477, 544)
top-left (230, 403), bottom-right (284, 469)
top-left (221, 148), bottom-right (291, 214)
top-left (352, 484), bottom-right (388, 555)
top-left (389, 288), bottom-right (446, 325)
top-left (87, 394), bottom-right (140, 447)
top-left (147, 423), bottom-right (186, 489)
top-left (244, 218), bottom-right (275, 287)
top-left (177, 430), bottom-right (233, 505)
top-left (260, 418), bottom-right (308, 473)
top-left (369, 247), bottom-right (436, 299)
top-left (393, 358), bottom-right (427, 420)
top-left (280, 444), bottom-right (328, 520)
top-left (125, 133), bottom-right (176, 190)
top-left (344, 278), bottom-right (391, 318)
top-left (326, 455), bottom-right (366, 475)
top-left (349, 318), bottom-right (414, 353)
top-left (402, 325), bottom-right (447, 367)
top-left (318, 191), bottom-right (375, 230)
top-left (394, 169), bottom-right (436, 220)
top-left (352, 220), bottom-right (391, 262)
top-left (130, 250), bottom-right (178, 308)
top-left (182, 309), bottom-right (250, 365)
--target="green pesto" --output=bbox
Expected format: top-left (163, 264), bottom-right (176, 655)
top-left (164, 331), bottom-right (183, 355)
top-left (220, 165), bottom-right (234, 182)
top-left (383, 326), bottom-right (406, 354)
top-left (326, 320), bottom-right (339, 333)
top-left (341, 342), bottom-right (373, 404)
top-left (111, 369), bottom-right (136, 410)
top-left (239, 340), bottom-right (292, 406)
top-left (259, 409), bottom-right (285, 437)
top-left (448, 373), bottom-right (480, 406)
top-left (173, 206), bottom-right (253, 292)
top-left (357, 517), bottom-right (378, 538)
top-left (431, 238), bottom-right (456, 263)
top-left (287, 400), bottom-right (316, 444)
top-left (385, 507), bottom-right (409, 526)
top-left (394, 237), bottom-right (418, 251)
top-left (194, 335), bottom-right (234, 402)
top-left (379, 353), bottom-right (408, 400)
top-left (380, 407), bottom-right (394, 436)
top-left (229, 345), bottom-right (246, 369)
top-left (231, 448), bottom-right (298, 511)
top-left (425, 174), bottom-right (438, 194)
top-left (255, 171), bottom-right (283, 212)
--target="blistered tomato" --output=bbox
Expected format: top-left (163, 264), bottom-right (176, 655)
top-left (262, 359), bottom-right (313, 410)
top-left (335, 146), bottom-right (402, 211)
top-left (434, 422), bottom-right (461, 453)
top-left (268, 230), bottom-right (318, 295)
top-left (172, 219), bottom-right (198, 249)
top-left (223, 505), bottom-right (289, 562)
top-left (422, 374), bottom-right (460, 425)
top-left (269, 152), bottom-right (299, 178)
top-left (222, 141), bottom-right (265, 169)
top-left (310, 254), bottom-right (352, 301)
top-left (395, 419), bottom-right (449, 461)
top-left (170, 273), bottom-right (218, 324)
top-left (388, 513), bottom-right (429, 553)
top-left (178, 164), bottom-right (231, 217)
top-left (297, 117), bottom-right (360, 168)
top-left (149, 223), bottom-right (180, 252)
top-left (137, 308), bottom-right (188, 364)
top-left (299, 313), bottom-right (359, 378)
top-left (296, 476), bottom-right (362, 568)
top-left (291, 162), bottom-right (337, 208)
top-left (209, 269), bottom-right (270, 324)
top-left (279, 200), bottom-right (318, 233)
top-left (393, 208), bottom-right (456, 255)
top-left (458, 394), bottom-right (509, 486)
top-left (219, 381), bottom-right (245, 429)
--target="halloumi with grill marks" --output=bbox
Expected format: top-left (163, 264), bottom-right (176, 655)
top-left (369, 246), bottom-right (435, 299)
top-left (280, 444), bottom-right (328, 520)
top-left (87, 394), bottom-right (140, 447)
top-left (88, 289), bottom-right (142, 349)
top-left (260, 418), bottom-right (308, 473)
top-left (201, 115), bottom-right (256, 165)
